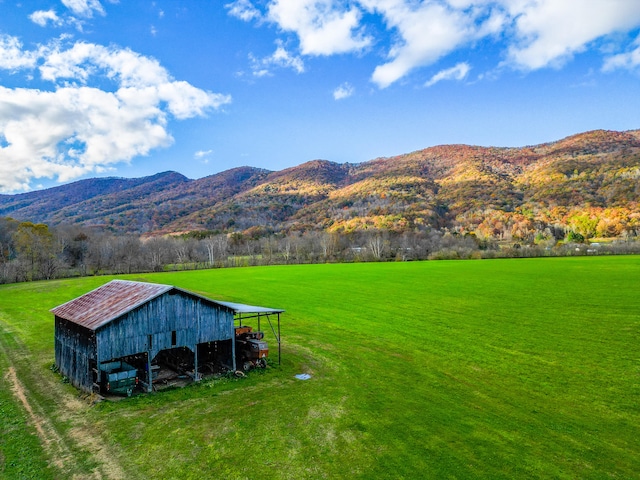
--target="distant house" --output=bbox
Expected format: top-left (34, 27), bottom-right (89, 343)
top-left (51, 280), bottom-right (283, 393)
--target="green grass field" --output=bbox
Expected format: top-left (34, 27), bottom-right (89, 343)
top-left (1, 256), bottom-right (639, 479)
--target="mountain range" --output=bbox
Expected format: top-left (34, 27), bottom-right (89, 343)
top-left (1, 129), bottom-right (639, 238)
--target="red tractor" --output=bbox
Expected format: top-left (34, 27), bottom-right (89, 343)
top-left (235, 326), bottom-right (269, 371)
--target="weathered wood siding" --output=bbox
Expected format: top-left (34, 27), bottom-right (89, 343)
top-left (55, 289), bottom-right (234, 392)
top-left (54, 318), bottom-right (96, 391)
top-left (96, 291), bottom-right (234, 362)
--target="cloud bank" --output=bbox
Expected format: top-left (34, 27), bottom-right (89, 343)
top-left (226, 0), bottom-right (640, 87)
top-left (0, 36), bottom-right (230, 192)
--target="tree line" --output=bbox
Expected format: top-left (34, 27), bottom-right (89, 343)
top-left (1, 216), bottom-right (639, 284)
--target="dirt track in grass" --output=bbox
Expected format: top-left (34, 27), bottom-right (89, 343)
top-left (5, 366), bottom-right (70, 471)
top-left (5, 366), bottom-right (126, 480)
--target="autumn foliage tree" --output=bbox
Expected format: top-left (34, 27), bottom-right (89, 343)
top-left (13, 222), bottom-right (58, 280)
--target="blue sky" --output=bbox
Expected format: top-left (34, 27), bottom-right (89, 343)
top-left (1, 0), bottom-right (640, 193)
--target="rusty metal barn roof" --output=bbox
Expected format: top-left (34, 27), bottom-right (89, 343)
top-left (51, 279), bottom-right (283, 331)
top-left (51, 280), bottom-right (173, 330)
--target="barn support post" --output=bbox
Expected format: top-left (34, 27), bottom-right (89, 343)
top-left (194, 344), bottom-right (200, 381)
top-left (264, 313), bottom-right (282, 365)
top-left (146, 351), bottom-right (152, 393)
top-left (231, 328), bottom-right (237, 372)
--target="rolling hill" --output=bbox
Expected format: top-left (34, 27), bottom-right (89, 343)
top-left (1, 129), bottom-right (639, 238)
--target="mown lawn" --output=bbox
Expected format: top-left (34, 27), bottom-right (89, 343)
top-left (0, 256), bottom-right (639, 479)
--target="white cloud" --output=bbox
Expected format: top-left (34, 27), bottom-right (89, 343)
top-left (425, 62), bottom-right (470, 87)
top-left (250, 41), bottom-right (305, 76)
top-left (31, 0), bottom-right (112, 30)
top-left (267, 0), bottom-right (372, 56)
top-left (227, 0), bottom-right (640, 88)
top-left (29, 10), bottom-right (65, 27)
top-left (361, 0), bottom-right (500, 88)
top-left (226, 0), bottom-right (262, 22)
top-left (0, 35), bottom-right (37, 70)
top-left (504, 0), bottom-right (640, 70)
top-left (61, 0), bottom-right (105, 18)
top-left (603, 36), bottom-right (640, 71)
top-left (0, 85), bottom-right (170, 181)
top-left (38, 41), bottom-right (172, 89)
top-left (194, 150), bottom-right (213, 163)
top-left (270, 42), bottom-right (305, 72)
top-left (333, 82), bottom-right (354, 99)
top-left (0, 37), bottom-right (231, 193)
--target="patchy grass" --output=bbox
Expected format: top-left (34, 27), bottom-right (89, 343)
top-left (0, 257), bottom-right (639, 479)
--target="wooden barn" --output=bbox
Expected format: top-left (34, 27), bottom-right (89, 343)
top-left (51, 280), bottom-right (283, 394)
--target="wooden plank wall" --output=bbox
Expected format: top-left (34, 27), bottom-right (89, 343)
top-left (54, 318), bottom-right (95, 391)
top-left (96, 292), bottom-right (234, 362)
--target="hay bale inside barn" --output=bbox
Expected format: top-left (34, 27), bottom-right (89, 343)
top-left (51, 280), bottom-right (283, 394)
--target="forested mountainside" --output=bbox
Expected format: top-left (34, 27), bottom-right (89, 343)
top-left (1, 129), bottom-right (639, 240)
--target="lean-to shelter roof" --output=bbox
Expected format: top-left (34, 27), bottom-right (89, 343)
top-left (214, 301), bottom-right (284, 314)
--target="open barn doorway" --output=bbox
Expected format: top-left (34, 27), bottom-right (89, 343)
top-left (117, 339), bottom-right (235, 392)
top-left (197, 340), bottom-right (234, 375)
top-left (152, 346), bottom-right (195, 387)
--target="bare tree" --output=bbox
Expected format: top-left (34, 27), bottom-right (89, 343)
top-left (172, 238), bottom-right (189, 265)
top-left (56, 226), bottom-right (89, 275)
top-left (260, 236), bottom-right (278, 265)
top-left (144, 237), bottom-right (171, 272)
top-left (203, 234), bottom-right (228, 267)
top-left (319, 232), bottom-right (338, 261)
top-left (114, 236), bottom-right (142, 274)
top-left (278, 236), bottom-right (292, 263)
top-left (87, 233), bottom-right (114, 274)
top-left (367, 232), bottom-right (387, 260)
